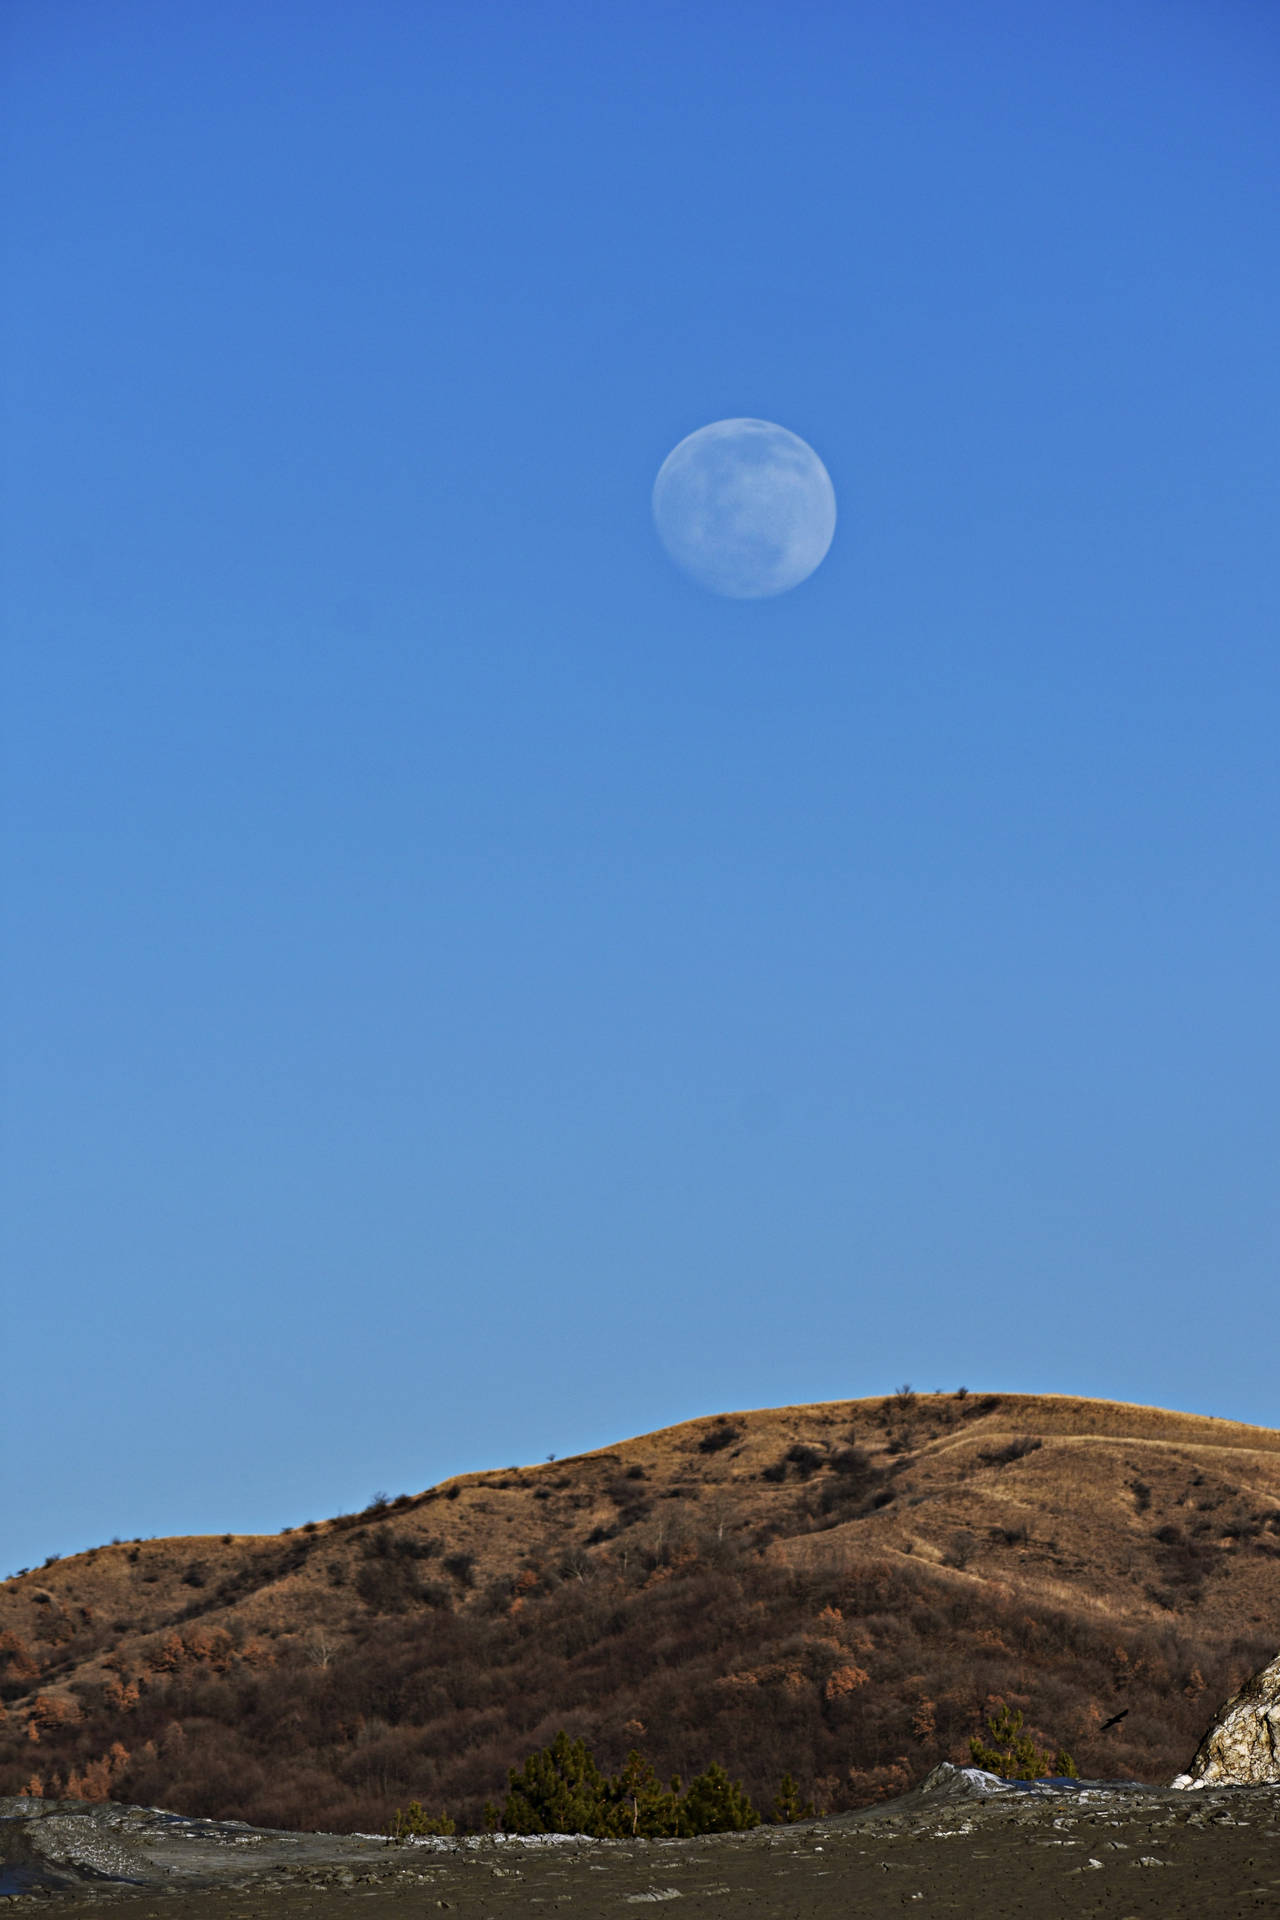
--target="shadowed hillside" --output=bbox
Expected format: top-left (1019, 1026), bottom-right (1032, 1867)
top-left (3, 1391), bottom-right (1277, 1831)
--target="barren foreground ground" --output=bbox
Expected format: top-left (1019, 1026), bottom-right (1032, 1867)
top-left (5, 1777), bottom-right (1278, 1920)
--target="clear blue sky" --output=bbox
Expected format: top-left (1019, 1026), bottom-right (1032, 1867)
top-left (3, 0), bottom-right (1276, 1574)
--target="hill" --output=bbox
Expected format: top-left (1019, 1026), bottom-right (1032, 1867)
top-left (3, 1390), bottom-right (1277, 1832)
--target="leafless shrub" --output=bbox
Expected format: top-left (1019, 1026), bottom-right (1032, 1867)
top-left (784, 1444), bottom-right (825, 1480)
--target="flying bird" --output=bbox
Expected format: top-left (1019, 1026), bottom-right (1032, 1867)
top-left (1100, 1708), bottom-right (1129, 1732)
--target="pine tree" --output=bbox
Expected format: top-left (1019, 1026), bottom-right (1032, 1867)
top-left (501, 1731), bottom-right (614, 1836)
top-left (496, 1736), bottom-right (761, 1840)
top-left (609, 1750), bottom-right (681, 1836)
top-left (969, 1705), bottom-right (1076, 1781)
top-left (387, 1801), bottom-right (455, 1840)
top-left (677, 1761), bottom-right (759, 1835)
top-left (771, 1772), bottom-right (815, 1823)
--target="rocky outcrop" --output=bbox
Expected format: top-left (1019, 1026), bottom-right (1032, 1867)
top-left (1172, 1651), bottom-right (1280, 1787)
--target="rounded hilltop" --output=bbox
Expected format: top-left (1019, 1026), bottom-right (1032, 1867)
top-left (3, 1392), bottom-right (1277, 1834)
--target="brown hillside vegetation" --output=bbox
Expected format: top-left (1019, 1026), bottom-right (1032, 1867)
top-left (3, 1391), bottom-right (1277, 1833)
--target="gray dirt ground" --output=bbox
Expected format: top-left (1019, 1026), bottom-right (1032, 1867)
top-left (3, 1774), bottom-right (1278, 1919)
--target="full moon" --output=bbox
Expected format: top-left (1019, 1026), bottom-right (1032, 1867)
top-left (652, 418), bottom-right (836, 599)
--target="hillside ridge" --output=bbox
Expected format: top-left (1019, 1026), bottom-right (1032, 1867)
top-left (3, 1390), bottom-right (1277, 1831)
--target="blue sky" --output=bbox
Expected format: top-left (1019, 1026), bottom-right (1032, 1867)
top-left (2, 0), bottom-right (1277, 1573)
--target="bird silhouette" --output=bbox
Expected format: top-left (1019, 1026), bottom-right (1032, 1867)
top-left (1100, 1708), bottom-right (1129, 1732)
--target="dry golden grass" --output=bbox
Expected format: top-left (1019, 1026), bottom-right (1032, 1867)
top-left (5, 1391), bottom-right (1279, 1684)
top-left (3, 1392), bottom-right (1277, 1828)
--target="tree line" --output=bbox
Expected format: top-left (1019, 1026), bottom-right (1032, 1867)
top-left (390, 1729), bottom-right (813, 1838)
top-left (389, 1706), bottom-right (1077, 1841)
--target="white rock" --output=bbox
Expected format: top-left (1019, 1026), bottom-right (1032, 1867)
top-left (1172, 1650), bottom-right (1280, 1787)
